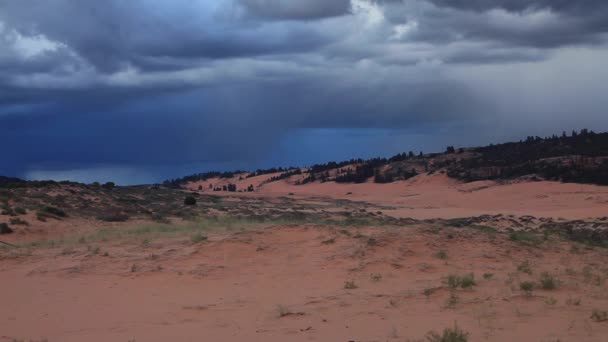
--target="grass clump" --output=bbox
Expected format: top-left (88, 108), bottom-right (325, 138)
top-left (539, 272), bottom-right (559, 290)
top-left (426, 323), bottom-right (469, 342)
top-left (446, 273), bottom-right (476, 289)
top-left (436, 250), bottom-right (448, 260)
top-left (344, 280), bottom-right (358, 289)
top-left (483, 273), bottom-right (494, 280)
top-left (517, 260), bottom-right (533, 274)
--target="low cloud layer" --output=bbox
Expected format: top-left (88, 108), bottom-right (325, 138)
top-left (1, 0), bottom-right (607, 183)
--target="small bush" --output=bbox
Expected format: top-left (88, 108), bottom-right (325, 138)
top-left (0, 223), bottom-right (13, 234)
top-left (97, 213), bottom-right (129, 222)
top-left (591, 309), bottom-right (608, 322)
top-left (426, 323), bottom-right (469, 342)
top-left (184, 196), bottom-right (197, 206)
top-left (9, 217), bottom-right (28, 225)
top-left (1, 208), bottom-right (15, 216)
top-left (42, 206), bottom-right (67, 218)
top-left (423, 288), bottom-right (436, 298)
top-left (344, 280), bottom-right (358, 289)
top-left (446, 273), bottom-right (476, 289)
top-left (445, 293), bottom-right (459, 308)
top-left (539, 272), bottom-right (558, 290)
top-left (545, 297), bottom-right (557, 305)
top-left (436, 250), bottom-right (448, 260)
top-left (483, 273), bottom-right (494, 280)
top-left (370, 273), bottom-right (382, 282)
top-left (13, 207), bottom-right (26, 215)
top-left (520, 281), bottom-right (535, 296)
top-left (460, 273), bottom-right (476, 289)
top-left (102, 182), bottom-right (116, 189)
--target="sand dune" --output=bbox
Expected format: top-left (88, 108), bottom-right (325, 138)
top-left (189, 173), bottom-right (608, 220)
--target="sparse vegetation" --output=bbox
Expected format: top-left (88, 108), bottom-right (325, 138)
top-left (483, 273), bottom-right (494, 280)
top-left (539, 272), bottom-right (559, 290)
top-left (190, 232), bottom-right (208, 243)
top-left (426, 323), bottom-right (469, 342)
top-left (436, 250), bottom-right (448, 260)
top-left (509, 231), bottom-right (541, 245)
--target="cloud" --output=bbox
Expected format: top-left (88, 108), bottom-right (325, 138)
top-left (0, 0), bottom-right (607, 183)
top-left (239, 0), bottom-right (352, 20)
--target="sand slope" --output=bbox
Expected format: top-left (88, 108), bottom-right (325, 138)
top-left (2, 225), bottom-right (608, 341)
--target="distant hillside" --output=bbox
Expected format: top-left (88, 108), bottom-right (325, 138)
top-left (164, 129), bottom-right (608, 190)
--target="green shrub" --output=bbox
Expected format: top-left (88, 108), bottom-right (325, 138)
top-left (520, 281), bottom-right (535, 295)
top-left (13, 207), bottom-right (26, 215)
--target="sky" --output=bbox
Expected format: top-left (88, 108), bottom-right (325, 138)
top-left (1, 0), bottom-right (608, 184)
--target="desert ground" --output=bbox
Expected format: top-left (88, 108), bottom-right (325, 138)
top-left (1, 174), bottom-right (608, 341)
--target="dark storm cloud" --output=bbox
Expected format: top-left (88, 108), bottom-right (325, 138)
top-left (0, 1), bottom-right (337, 73)
top-left (426, 0), bottom-right (608, 14)
top-left (380, 0), bottom-right (608, 49)
top-left (0, 0), bottom-right (607, 183)
top-left (240, 0), bottom-right (351, 20)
